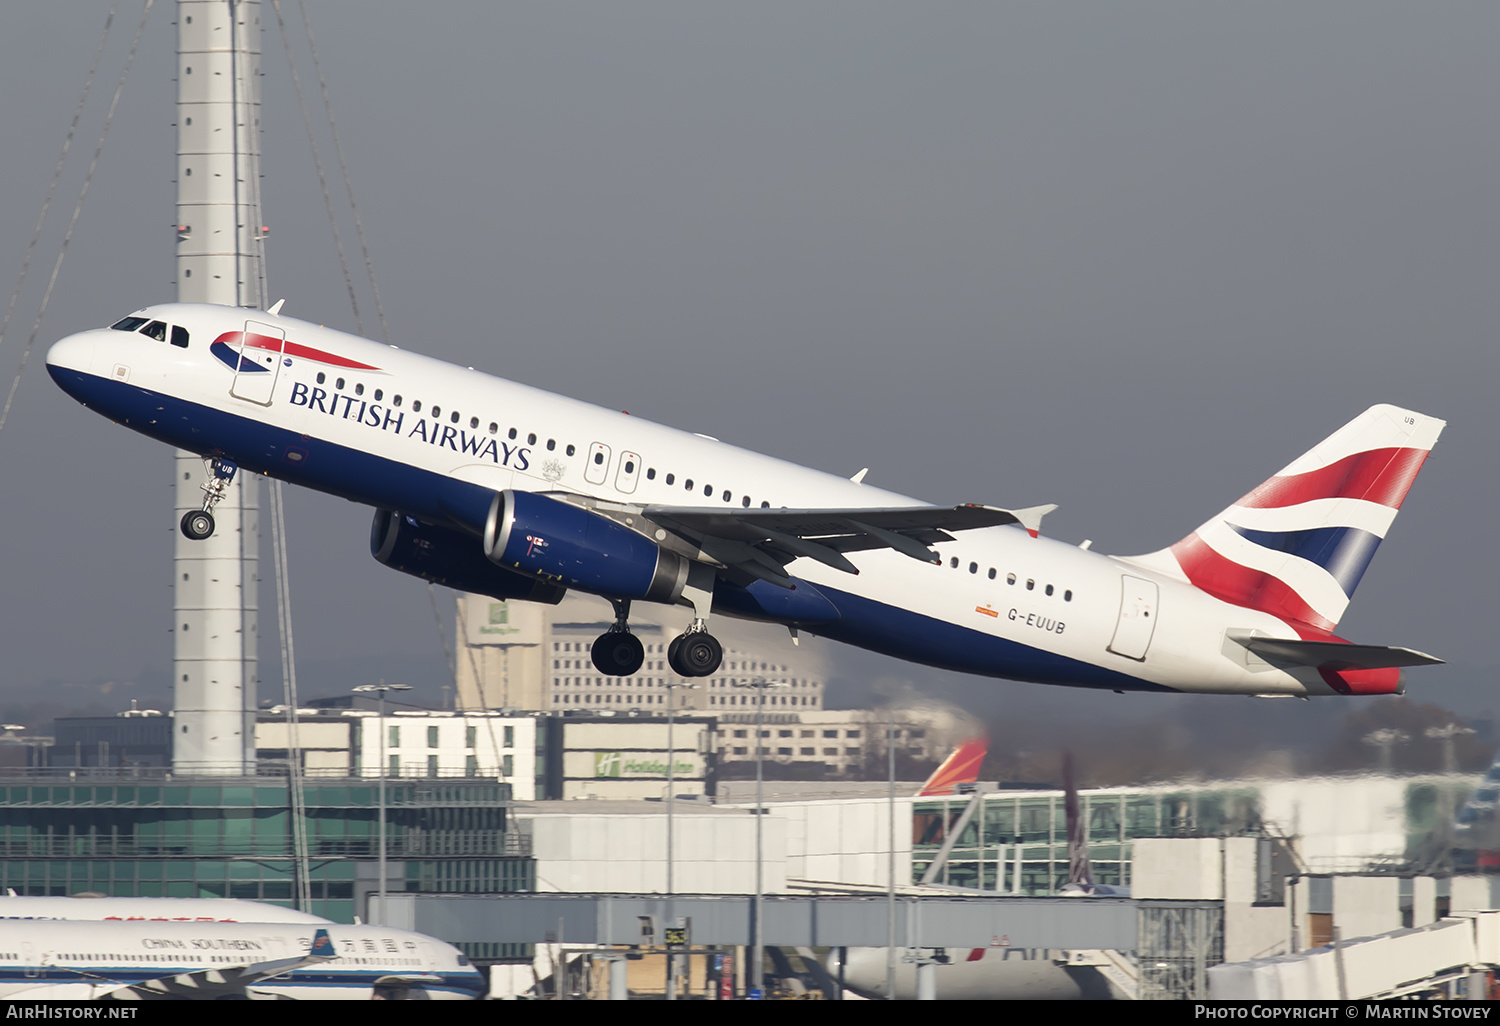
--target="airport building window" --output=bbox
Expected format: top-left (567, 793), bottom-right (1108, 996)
top-left (428, 726), bottom-right (439, 748)
top-left (465, 726), bottom-right (476, 748)
top-left (801, 748), bottom-right (815, 756)
top-left (845, 747), bottom-right (860, 756)
top-left (846, 731), bottom-right (861, 739)
top-left (504, 725), bottom-right (514, 747)
top-left (824, 747), bottom-right (838, 756)
top-left (778, 748), bottom-right (792, 756)
top-left (389, 726), bottom-right (400, 748)
top-left (427, 756), bottom-right (439, 778)
top-left (388, 754), bottom-right (400, 776)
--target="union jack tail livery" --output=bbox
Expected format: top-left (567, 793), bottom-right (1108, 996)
top-left (1156, 404), bottom-right (1444, 634)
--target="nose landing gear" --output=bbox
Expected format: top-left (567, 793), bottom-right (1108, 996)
top-left (179, 457), bottom-right (238, 541)
top-left (590, 599), bottom-right (646, 676)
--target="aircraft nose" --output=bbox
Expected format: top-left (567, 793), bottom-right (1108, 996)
top-left (46, 330), bottom-right (98, 376)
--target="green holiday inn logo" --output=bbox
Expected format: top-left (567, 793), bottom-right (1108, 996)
top-left (593, 752), bottom-right (695, 778)
top-left (478, 601), bottom-right (522, 636)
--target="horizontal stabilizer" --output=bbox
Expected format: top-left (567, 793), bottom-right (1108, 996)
top-left (1244, 637), bottom-right (1443, 670)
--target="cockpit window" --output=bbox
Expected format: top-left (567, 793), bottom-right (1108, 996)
top-left (170, 325), bottom-right (189, 348)
top-left (141, 320), bottom-right (168, 342)
top-left (111, 316), bottom-right (149, 332)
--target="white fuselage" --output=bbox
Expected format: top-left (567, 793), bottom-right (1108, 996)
top-left (46, 303), bottom-right (1340, 696)
top-left (0, 919), bottom-right (483, 1000)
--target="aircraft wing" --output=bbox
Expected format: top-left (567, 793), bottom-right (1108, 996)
top-left (1244, 638), bottom-right (1444, 670)
top-left (100, 928), bottom-right (338, 1000)
top-left (640, 502), bottom-right (1057, 588)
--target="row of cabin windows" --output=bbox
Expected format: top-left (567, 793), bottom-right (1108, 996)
top-left (947, 556), bottom-right (1074, 601)
top-left (311, 371), bottom-right (777, 506)
top-left (111, 315), bottom-right (189, 348)
top-left (312, 372), bottom-right (579, 455)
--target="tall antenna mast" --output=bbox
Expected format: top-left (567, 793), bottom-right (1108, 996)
top-left (172, 0), bottom-right (264, 774)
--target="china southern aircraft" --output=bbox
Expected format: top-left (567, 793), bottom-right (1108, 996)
top-left (0, 921), bottom-right (483, 1000)
top-left (47, 304), bottom-right (1445, 695)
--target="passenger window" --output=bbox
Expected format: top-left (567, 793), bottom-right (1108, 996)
top-left (646, 469), bottom-right (656, 480)
top-left (413, 400), bottom-right (422, 412)
top-left (470, 417), bottom-right (478, 429)
top-left (111, 316), bottom-right (149, 331)
top-left (1007, 573), bottom-right (1016, 585)
top-left (431, 405), bottom-right (440, 417)
top-left (566, 444), bottom-right (576, 456)
top-left (666, 474), bottom-right (675, 485)
top-left (760, 501), bottom-right (770, 508)
top-left (593, 451), bottom-right (604, 465)
top-left (336, 378), bottom-right (345, 390)
top-left (142, 320), bottom-right (168, 342)
top-left (987, 568), bottom-right (996, 580)
top-left (1045, 584), bottom-right (1054, 596)
top-left (393, 395), bottom-right (402, 406)
top-left (685, 479), bottom-right (694, 490)
top-left (742, 495), bottom-right (750, 507)
top-left (547, 439), bottom-right (556, 450)
top-left (1026, 579), bottom-right (1035, 591)
top-left (722, 490), bottom-right (731, 502)
top-left (704, 484), bottom-right (713, 496)
top-left (1064, 590), bottom-right (1073, 602)
top-left (170, 325), bottom-right (189, 348)
top-left (508, 428), bottom-right (517, 439)
top-left (969, 562), bottom-right (978, 574)
top-left (375, 389), bottom-right (384, 401)
top-left (528, 433), bottom-right (537, 445)
top-left (950, 557), bottom-right (959, 569)
top-left (317, 372), bottom-right (326, 384)
top-left (451, 411), bottom-right (460, 424)
top-left (624, 460), bottom-right (635, 474)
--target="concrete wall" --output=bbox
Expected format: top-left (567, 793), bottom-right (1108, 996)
top-left (522, 811), bottom-right (785, 894)
top-left (1333, 876), bottom-right (1402, 940)
top-left (1131, 838), bottom-right (1223, 899)
top-left (1451, 875), bottom-right (1500, 912)
top-left (770, 797), bottom-right (913, 888)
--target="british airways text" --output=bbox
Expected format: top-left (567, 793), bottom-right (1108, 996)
top-left (289, 381), bottom-right (530, 469)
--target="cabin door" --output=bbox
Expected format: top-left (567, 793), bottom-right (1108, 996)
top-left (1107, 575), bottom-right (1159, 661)
top-left (229, 320), bottom-right (286, 406)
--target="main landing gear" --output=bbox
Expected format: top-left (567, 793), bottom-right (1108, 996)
top-left (591, 600), bottom-right (646, 676)
top-left (179, 457), bottom-right (238, 541)
top-left (589, 595), bottom-right (726, 679)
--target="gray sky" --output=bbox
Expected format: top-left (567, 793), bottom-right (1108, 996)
top-left (0, 3), bottom-right (1494, 730)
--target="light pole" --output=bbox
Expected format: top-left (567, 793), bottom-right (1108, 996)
top-left (353, 682), bottom-right (411, 926)
top-left (733, 677), bottom-right (788, 999)
top-left (662, 678), bottom-right (699, 1001)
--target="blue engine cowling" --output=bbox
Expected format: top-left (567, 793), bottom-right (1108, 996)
top-left (482, 490), bottom-right (689, 603)
top-left (371, 508), bottom-right (566, 605)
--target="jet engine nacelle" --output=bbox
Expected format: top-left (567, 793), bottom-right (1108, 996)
top-left (371, 509), bottom-right (566, 605)
top-left (483, 490), bottom-right (690, 603)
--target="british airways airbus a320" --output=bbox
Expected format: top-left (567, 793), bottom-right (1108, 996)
top-left (47, 304), bottom-right (1445, 696)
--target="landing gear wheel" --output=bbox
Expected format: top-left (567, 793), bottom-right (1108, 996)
top-left (669, 632), bottom-right (722, 677)
top-left (591, 631), bottom-right (645, 676)
top-left (180, 509), bottom-right (215, 541)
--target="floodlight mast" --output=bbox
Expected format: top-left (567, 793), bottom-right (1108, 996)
top-left (354, 682), bottom-right (412, 925)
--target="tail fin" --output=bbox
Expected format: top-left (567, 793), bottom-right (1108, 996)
top-left (916, 737), bottom-right (987, 797)
top-left (1140, 404), bottom-right (1444, 632)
